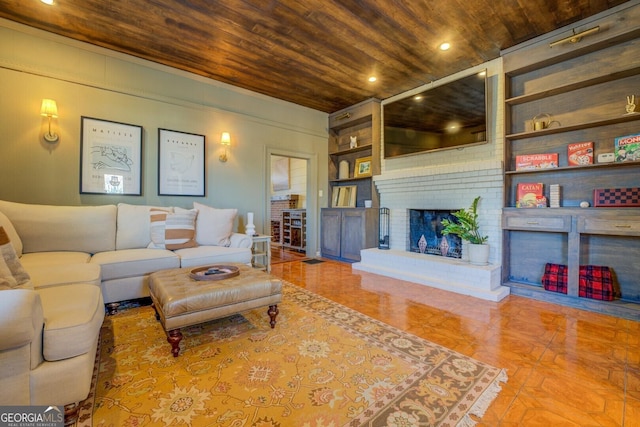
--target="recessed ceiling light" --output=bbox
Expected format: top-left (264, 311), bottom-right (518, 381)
top-left (41, 0), bottom-right (54, 4)
top-left (440, 42), bottom-right (451, 51)
top-left (368, 76), bottom-right (377, 83)
top-left (413, 95), bottom-right (423, 101)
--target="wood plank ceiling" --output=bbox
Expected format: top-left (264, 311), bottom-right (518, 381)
top-left (0, 0), bottom-right (631, 113)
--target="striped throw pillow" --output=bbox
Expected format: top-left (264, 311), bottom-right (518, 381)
top-left (0, 226), bottom-right (33, 290)
top-left (148, 208), bottom-right (171, 249)
top-left (148, 208), bottom-right (198, 250)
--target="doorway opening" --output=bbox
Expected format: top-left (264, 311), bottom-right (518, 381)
top-left (268, 153), bottom-right (314, 262)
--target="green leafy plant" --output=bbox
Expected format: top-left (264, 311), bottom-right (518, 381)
top-left (441, 196), bottom-right (488, 245)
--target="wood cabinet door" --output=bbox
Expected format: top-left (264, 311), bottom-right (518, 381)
top-left (341, 210), bottom-right (365, 261)
top-left (320, 209), bottom-right (342, 258)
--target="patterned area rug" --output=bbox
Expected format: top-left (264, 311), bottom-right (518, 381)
top-left (76, 282), bottom-right (506, 426)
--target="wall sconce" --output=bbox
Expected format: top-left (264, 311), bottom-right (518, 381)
top-left (219, 131), bottom-right (231, 162)
top-left (40, 99), bottom-right (59, 143)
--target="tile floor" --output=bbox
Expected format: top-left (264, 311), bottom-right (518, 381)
top-left (270, 259), bottom-right (640, 426)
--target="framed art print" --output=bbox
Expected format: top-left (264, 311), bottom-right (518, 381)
top-left (354, 156), bottom-right (372, 178)
top-left (158, 128), bottom-right (206, 196)
top-left (331, 185), bottom-right (357, 208)
top-left (80, 117), bottom-right (143, 195)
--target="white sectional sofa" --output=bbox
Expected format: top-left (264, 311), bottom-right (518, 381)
top-left (0, 199), bottom-right (252, 424)
top-left (0, 200), bottom-right (252, 311)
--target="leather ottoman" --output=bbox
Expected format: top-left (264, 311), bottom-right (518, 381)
top-left (148, 264), bottom-right (282, 356)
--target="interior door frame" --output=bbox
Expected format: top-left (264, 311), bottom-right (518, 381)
top-left (265, 147), bottom-right (318, 258)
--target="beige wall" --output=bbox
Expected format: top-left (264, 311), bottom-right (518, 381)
top-left (0, 19), bottom-right (328, 253)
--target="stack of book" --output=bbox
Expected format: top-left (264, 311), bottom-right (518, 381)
top-left (549, 184), bottom-right (561, 208)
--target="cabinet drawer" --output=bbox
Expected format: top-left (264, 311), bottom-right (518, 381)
top-left (578, 217), bottom-right (640, 236)
top-left (503, 214), bottom-right (571, 231)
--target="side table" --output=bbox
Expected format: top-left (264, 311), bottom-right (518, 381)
top-left (251, 234), bottom-right (272, 273)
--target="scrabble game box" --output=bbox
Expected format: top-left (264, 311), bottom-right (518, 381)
top-left (515, 153), bottom-right (558, 171)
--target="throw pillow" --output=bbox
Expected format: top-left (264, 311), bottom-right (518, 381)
top-left (148, 208), bottom-right (172, 249)
top-left (0, 210), bottom-right (23, 257)
top-left (0, 226), bottom-right (33, 290)
top-left (193, 202), bottom-right (237, 247)
top-left (148, 208), bottom-right (198, 250)
top-left (165, 208), bottom-right (198, 250)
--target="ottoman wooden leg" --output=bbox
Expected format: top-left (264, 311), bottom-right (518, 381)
top-left (268, 304), bottom-right (279, 328)
top-left (167, 329), bottom-right (183, 357)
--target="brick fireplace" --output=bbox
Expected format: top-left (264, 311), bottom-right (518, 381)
top-left (352, 159), bottom-right (509, 301)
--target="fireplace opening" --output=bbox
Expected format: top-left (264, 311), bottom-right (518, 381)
top-left (408, 209), bottom-right (461, 258)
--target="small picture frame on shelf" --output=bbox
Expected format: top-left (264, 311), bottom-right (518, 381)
top-left (354, 156), bottom-right (372, 178)
top-left (331, 185), bottom-right (357, 207)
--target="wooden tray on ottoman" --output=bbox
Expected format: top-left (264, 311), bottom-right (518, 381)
top-left (189, 265), bottom-right (240, 281)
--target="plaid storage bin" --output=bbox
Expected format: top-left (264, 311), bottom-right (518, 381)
top-left (541, 263), bottom-right (615, 300)
top-left (541, 263), bottom-right (568, 294)
top-left (579, 265), bottom-right (615, 301)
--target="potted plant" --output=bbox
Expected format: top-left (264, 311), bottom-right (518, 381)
top-left (441, 196), bottom-right (490, 265)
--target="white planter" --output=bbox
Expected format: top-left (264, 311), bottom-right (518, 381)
top-left (461, 240), bottom-right (470, 262)
top-left (468, 243), bottom-right (490, 266)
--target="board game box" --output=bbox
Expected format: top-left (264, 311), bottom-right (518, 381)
top-left (516, 182), bottom-right (546, 208)
top-left (593, 187), bottom-right (640, 207)
top-left (614, 133), bottom-right (640, 162)
top-left (515, 153), bottom-right (558, 171)
top-left (567, 141), bottom-right (593, 166)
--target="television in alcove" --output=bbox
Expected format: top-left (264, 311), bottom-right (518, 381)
top-left (383, 70), bottom-right (488, 158)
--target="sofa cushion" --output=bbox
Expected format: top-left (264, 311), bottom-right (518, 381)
top-left (0, 210), bottom-right (22, 257)
top-left (0, 200), bottom-right (116, 254)
top-left (175, 245), bottom-right (252, 268)
top-left (0, 227), bottom-right (33, 290)
top-left (26, 263), bottom-right (101, 289)
top-left (116, 203), bottom-right (172, 250)
top-left (90, 248), bottom-right (180, 281)
top-left (19, 252), bottom-right (92, 270)
top-left (0, 289), bottom-right (42, 352)
top-left (148, 208), bottom-right (198, 250)
top-left (193, 202), bottom-right (237, 247)
top-left (38, 284), bottom-right (104, 361)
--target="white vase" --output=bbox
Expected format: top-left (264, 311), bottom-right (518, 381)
top-left (339, 160), bottom-right (349, 179)
top-left (468, 243), bottom-right (489, 266)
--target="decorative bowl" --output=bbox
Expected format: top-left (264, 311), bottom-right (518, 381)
top-left (189, 265), bottom-right (240, 281)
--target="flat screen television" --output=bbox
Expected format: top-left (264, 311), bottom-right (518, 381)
top-left (383, 70), bottom-right (488, 158)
